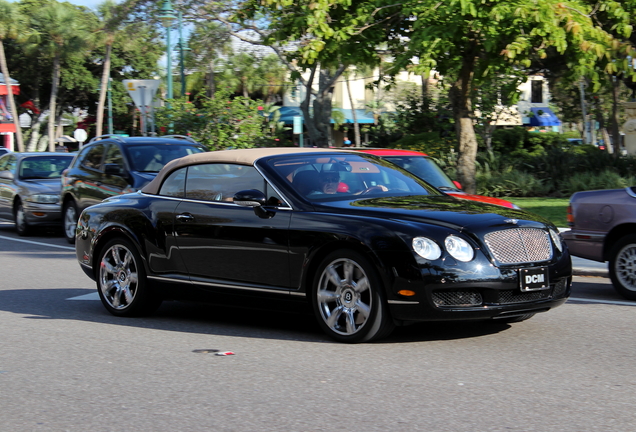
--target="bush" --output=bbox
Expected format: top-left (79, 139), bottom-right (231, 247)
top-left (392, 133), bottom-right (458, 158)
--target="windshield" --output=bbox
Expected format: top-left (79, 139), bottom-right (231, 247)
top-left (19, 155), bottom-right (74, 180)
top-left (267, 153), bottom-right (442, 201)
top-left (124, 144), bottom-right (205, 172)
top-left (382, 156), bottom-right (459, 191)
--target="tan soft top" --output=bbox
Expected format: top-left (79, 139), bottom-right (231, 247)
top-left (141, 147), bottom-right (354, 195)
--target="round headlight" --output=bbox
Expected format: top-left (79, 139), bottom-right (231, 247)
top-left (550, 228), bottom-right (563, 252)
top-left (28, 194), bottom-right (59, 204)
top-left (445, 235), bottom-right (474, 262)
top-left (412, 237), bottom-right (442, 260)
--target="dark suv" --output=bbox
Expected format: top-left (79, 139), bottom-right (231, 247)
top-left (61, 134), bottom-right (206, 242)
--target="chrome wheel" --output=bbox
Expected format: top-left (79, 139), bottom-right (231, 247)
top-left (14, 202), bottom-right (30, 236)
top-left (96, 238), bottom-right (162, 316)
top-left (99, 243), bottom-right (139, 311)
top-left (63, 202), bottom-right (77, 243)
top-left (313, 251), bottom-right (394, 343)
top-left (609, 235), bottom-right (636, 300)
top-left (317, 257), bottom-right (372, 336)
top-left (615, 244), bottom-right (636, 289)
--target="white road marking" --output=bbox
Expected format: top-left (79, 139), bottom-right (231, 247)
top-left (0, 234), bottom-right (75, 250)
top-left (67, 292), bottom-right (100, 301)
top-left (568, 297), bottom-right (636, 306)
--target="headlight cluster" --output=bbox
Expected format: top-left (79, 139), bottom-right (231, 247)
top-left (549, 228), bottom-right (563, 252)
top-left (27, 194), bottom-right (60, 204)
top-left (412, 235), bottom-right (474, 262)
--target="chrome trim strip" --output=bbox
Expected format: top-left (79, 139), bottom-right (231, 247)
top-left (387, 300), bottom-right (420, 305)
top-left (148, 275), bottom-right (304, 296)
top-left (627, 187), bottom-right (636, 198)
top-left (139, 186), bottom-right (294, 210)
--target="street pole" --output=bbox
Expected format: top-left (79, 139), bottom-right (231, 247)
top-left (178, 11), bottom-right (187, 97)
top-left (159, 0), bottom-right (176, 133)
top-left (107, 77), bottom-right (113, 135)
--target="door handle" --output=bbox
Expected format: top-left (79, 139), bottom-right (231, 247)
top-left (176, 213), bottom-right (194, 222)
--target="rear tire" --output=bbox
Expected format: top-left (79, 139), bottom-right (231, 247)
top-left (62, 200), bottom-right (78, 244)
top-left (312, 250), bottom-right (394, 343)
top-left (14, 201), bottom-right (30, 236)
top-left (96, 237), bottom-right (162, 317)
top-left (609, 234), bottom-right (636, 300)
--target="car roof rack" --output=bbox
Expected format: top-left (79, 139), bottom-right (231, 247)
top-left (89, 134), bottom-right (127, 143)
top-left (161, 134), bottom-right (199, 144)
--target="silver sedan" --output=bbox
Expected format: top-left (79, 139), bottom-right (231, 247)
top-left (0, 152), bottom-right (74, 235)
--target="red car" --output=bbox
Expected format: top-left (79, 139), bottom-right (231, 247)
top-left (356, 148), bottom-right (519, 209)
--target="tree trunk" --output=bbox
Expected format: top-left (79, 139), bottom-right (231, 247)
top-left (300, 66), bottom-right (342, 148)
top-left (611, 76), bottom-right (621, 157)
top-left (96, 41), bottom-right (113, 137)
top-left (449, 55), bottom-right (478, 194)
top-left (47, 52), bottom-right (61, 152)
top-left (0, 41), bottom-right (24, 152)
top-left (345, 73), bottom-right (361, 147)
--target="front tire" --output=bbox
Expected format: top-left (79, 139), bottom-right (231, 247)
top-left (14, 201), bottom-right (31, 236)
top-left (96, 237), bottom-right (162, 317)
top-left (609, 234), bottom-right (636, 300)
top-left (62, 200), bottom-right (78, 244)
top-left (312, 250), bottom-right (394, 343)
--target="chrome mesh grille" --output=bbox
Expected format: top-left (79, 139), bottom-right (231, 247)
top-left (484, 228), bottom-right (552, 264)
top-left (432, 290), bottom-right (483, 307)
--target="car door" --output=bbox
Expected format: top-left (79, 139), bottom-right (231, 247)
top-left (0, 155), bottom-right (17, 219)
top-left (71, 143), bottom-right (107, 212)
top-left (174, 163), bottom-right (293, 290)
top-left (99, 143), bottom-right (131, 199)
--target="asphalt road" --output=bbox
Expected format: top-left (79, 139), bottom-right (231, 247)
top-left (1, 221), bottom-right (635, 431)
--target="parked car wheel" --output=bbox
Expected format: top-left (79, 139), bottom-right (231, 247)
top-left (62, 200), bottom-right (78, 243)
top-left (312, 250), bottom-right (394, 343)
top-left (609, 234), bottom-right (636, 300)
top-left (96, 238), bottom-right (162, 317)
top-left (14, 201), bottom-right (31, 236)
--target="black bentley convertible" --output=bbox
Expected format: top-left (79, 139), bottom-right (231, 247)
top-left (75, 147), bottom-right (571, 342)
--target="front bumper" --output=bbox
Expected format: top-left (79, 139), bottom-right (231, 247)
top-left (385, 250), bottom-right (572, 323)
top-left (23, 202), bottom-right (63, 226)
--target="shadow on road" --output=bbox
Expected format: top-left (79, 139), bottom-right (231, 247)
top-left (0, 286), bottom-right (514, 344)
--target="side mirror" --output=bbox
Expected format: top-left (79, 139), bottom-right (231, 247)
top-left (234, 189), bottom-right (273, 219)
top-left (0, 171), bottom-right (14, 180)
top-left (103, 163), bottom-right (124, 176)
top-left (453, 180), bottom-right (462, 190)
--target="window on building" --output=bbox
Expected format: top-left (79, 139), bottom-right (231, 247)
top-left (531, 80), bottom-right (543, 103)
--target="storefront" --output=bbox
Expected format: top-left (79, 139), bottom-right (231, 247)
top-left (0, 73), bottom-right (20, 151)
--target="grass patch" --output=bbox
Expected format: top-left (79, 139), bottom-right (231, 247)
top-left (506, 197), bottom-right (569, 228)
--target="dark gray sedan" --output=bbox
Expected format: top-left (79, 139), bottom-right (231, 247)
top-left (563, 187), bottom-right (636, 299)
top-left (0, 152), bottom-right (74, 235)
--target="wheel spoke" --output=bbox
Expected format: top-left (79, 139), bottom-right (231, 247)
top-left (326, 265), bottom-right (342, 287)
top-left (354, 276), bottom-right (369, 293)
top-left (326, 305), bottom-right (344, 328)
top-left (344, 309), bottom-right (356, 334)
top-left (343, 261), bottom-right (354, 284)
top-left (122, 286), bottom-right (134, 304)
top-left (355, 300), bottom-right (370, 319)
top-left (317, 289), bottom-right (339, 303)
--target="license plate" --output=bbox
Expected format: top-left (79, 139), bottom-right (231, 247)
top-left (519, 267), bottom-right (549, 291)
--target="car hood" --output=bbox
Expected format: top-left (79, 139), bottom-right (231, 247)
top-left (445, 191), bottom-right (516, 209)
top-left (20, 178), bottom-right (63, 194)
top-left (316, 195), bottom-right (552, 231)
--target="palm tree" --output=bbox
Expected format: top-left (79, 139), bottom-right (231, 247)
top-left (27, 3), bottom-right (92, 151)
top-left (93, 0), bottom-right (120, 138)
top-left (0, 0), bottom-right (25, 152)
top-left (187, 21), bottom-right (232, 98)
top-left (256, 54), bottom-right (288, 104)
